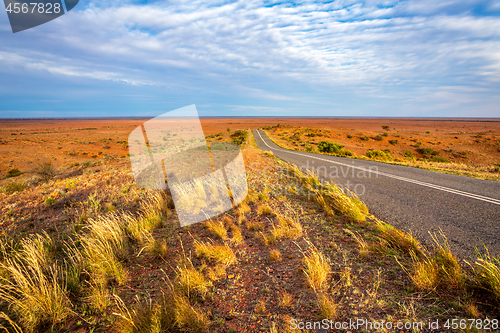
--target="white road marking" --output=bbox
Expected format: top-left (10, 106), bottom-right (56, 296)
top-left (255, 130), bottom-right (500, 206)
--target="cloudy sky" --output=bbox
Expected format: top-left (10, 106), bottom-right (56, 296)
top-left (0, 0), bottom-right (499, 118)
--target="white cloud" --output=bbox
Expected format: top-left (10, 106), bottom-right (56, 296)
top-left (1, 0), bottom-right (499, 115)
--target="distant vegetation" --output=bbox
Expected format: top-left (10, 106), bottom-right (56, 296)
top-left (230, 130), bottom-right (248, 145)
top-left (366, 149), bottom-right (393, 161)
top-left (317, 141), bottom-right (354, 157)
top-left (4, 168), bottom-right (22, 179)
top-left (419, 147), bottom-right (440, 158)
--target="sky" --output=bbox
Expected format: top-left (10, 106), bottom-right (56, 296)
top-left (0, 0), bottom-right (499, 118)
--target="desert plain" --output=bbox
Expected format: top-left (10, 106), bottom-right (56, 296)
top-left (0, 117), bottom-right (499, 333)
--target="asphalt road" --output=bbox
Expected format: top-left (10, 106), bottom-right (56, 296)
top-left (253, 130), bottom-right (500, 261)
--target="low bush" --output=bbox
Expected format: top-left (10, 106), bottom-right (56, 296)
top-left (44, 197), bottom-right (57, 205)
top-left (365, 150), bottom-right (392, 161)
top-left (230, 130), bottom-right (248, 145)
top-left (419, 147), bottom-right (439, 158)
top-left (33, 162), bottom-right (56, 181)
top-left (1, 181), bottom-right (27, 194)
top-left (404, 150), bottom-right (415, 158)
top-left (388, 139), bottom-right (398, 145)
top-left (5, 168), bottom-right (22, 179)
top-left (374, 135), bottom-right (383, 141)
top-left (317, 141), bottom-right (353, 157)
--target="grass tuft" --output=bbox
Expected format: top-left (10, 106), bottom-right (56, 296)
top-left (0, 234), bottom-right (71, 332)
top-left (269, 249), bottom-right (281, 261)
top-left (80, 214), bottom-right (128, 286)
top-left (194, 240), bottom-right (236, 266)
top-left (257, 204), bottom-right (274, 216)
top-left (175, 260), bottom-right (211, 300)
top-left (473, 248), bottom-right (500, 302)
top-left (174, 295), bottom-right (210, 332)
top-left (316, 293), bottom-right (337, 320)
top-left (205, 220), bottom-right (228, 241)
top-left (302, 247), bottom-right (331, 291)
top-left (375, 221), bottom-right (421, 255)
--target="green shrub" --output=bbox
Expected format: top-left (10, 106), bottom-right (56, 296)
top-left (5, 168), bottom-right (22, 179)
top-left (366, 150), bottom-right (392, 161)
top-left (230, 130), bottom-right (248, 145)
top-left (374, 135), bottom-right (383, 141)
top-left (404, 150), bottom-right (414, 158)
top-left (45, 197), bottom-right (57, 205)
top-left (419, 148), bottom-right (439, 158)
top-left (317, 141), bottom-right (352, 157)
top-left (360, 136), bottom-right (369, 141)
top-left (346, 134), bottom-right (353, 139)
top-left (382, 125), bottom-right (390, 131)
top-left (382, 132), bottom-right (388, 137)
top-left (388, 140), bottom-right (398, 145)
top-left (2, 181), bottom-right (27, 194)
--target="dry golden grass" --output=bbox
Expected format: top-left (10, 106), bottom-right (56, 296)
top-left (237, 215), bottom-right (247, 225)
top-left (271, 215), bottom-right (303, 240)
top-left (230, 224), bottom-right (243, 245)
top-left (175, 264), bottom-right (211, 300)
top-left (287, 164), bottom-right (367, 222)
top-left (409, 254), bottom-right (439, 291)
top-left (114, 292), bottom-right (176, 333)
top-left (375, 221), bottom-right (421, 255)
top-left (260, 232), bottom-right (276, 246)
top-left (244, 191), bottom-right (258, 204)
top-left (465, 302), bottom-right (479, 318)
top-left (80, 214), bottom-right (128, 286)
top-left (432, 232), bottom-right (463, 289)
top-left (316, 293), bottom-right (337, 320)
top-left (340, 267), bottom-right (352, 288)
top-left (174, 295), bottom-right (210, 332)
top-left (88, 281), bottom-right (112, 313)
top-left (302, 247), bottom-right (331, 291)
top-left (205, 220), bottom-right (228, 241)
top-left (127, 192), bottom-right (168, 242)
top-left (279, 292), bottom-right (293, 308)
top-left (203, 264), bottom-right (227, 281)
top-left (404, 233), bottom-right (465, 291)
top-left (237, 202), bottom-right (251, 216)
top-left (472, 248), bottom-right (500, 302)
top-left (255, 298), bottom-right (267, 314)
top-left (269, 249), bottom-right (282, 261)
top-left (194, 240), bottom-right (236, 266)
top-left (144, 235), bottom-right (169, 259)
top-left (314, 194), bottom-right (334, 216)
top-left (246, 220), bottom-right (264, 231)
top-left (345, 230), bottom-right (370, 258)
top-left (257, 204), bottom-right (274, 216)
top-left (0, 234), bottom-right (71, 332)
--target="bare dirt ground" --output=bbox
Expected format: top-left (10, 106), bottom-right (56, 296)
top-left (1, 117), bottom-right (499, 181)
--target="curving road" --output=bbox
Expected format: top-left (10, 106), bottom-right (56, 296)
top-left (253, 130), bottom-right (500, 261)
